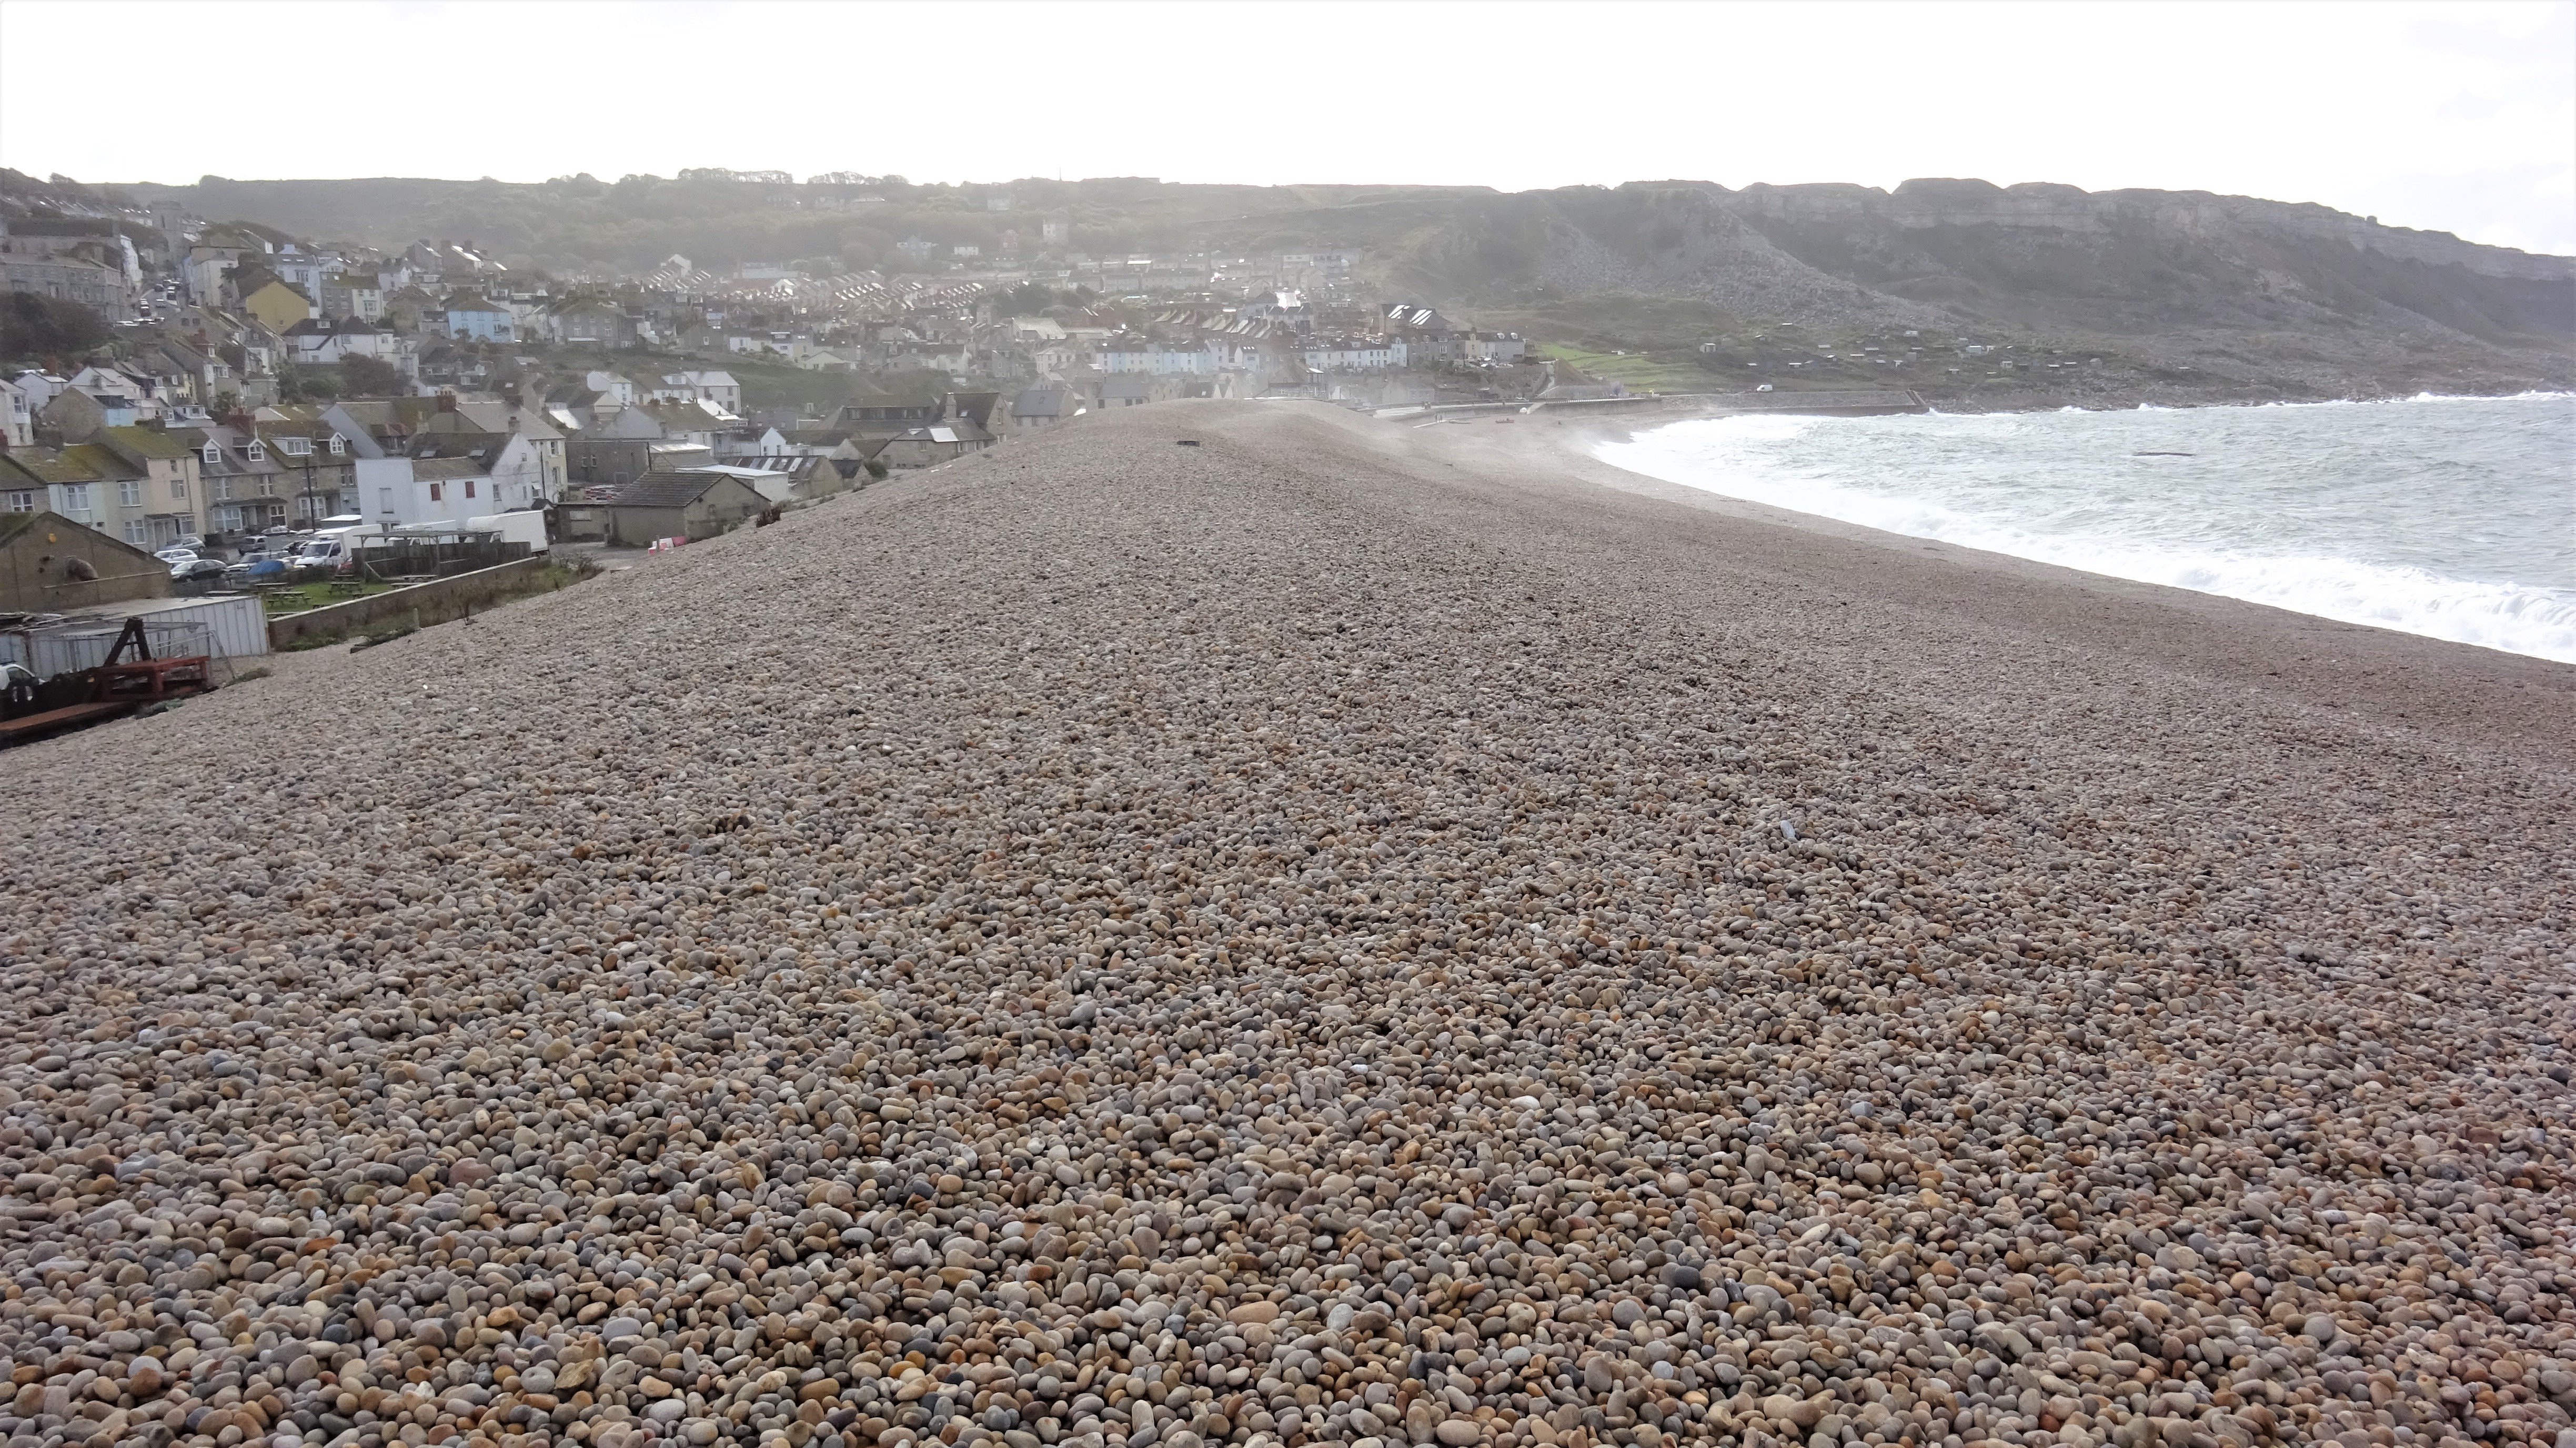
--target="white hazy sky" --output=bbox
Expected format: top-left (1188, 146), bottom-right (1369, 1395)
top-left (4, 0), bottom-right (2571, 255)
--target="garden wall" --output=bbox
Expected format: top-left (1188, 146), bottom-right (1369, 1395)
top-left (266, 556), bottom-right (555, 650)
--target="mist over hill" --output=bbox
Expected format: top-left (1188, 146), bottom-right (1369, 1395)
top-left (23, 169), bottom-right (2573, 397)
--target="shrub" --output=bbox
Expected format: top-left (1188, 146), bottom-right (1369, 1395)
top-left (0, 291), bottom-right (106, 363)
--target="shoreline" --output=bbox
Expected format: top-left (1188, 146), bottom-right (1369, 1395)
top-left (1364, 400), bottom-right (2575, 752)
top-left (1396, 384), bottom-right (2576, 432)
top-left (1438, 394), bottom-right (2575, 668)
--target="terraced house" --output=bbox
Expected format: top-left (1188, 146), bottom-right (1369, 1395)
top-left (0, 434), bottom-right (197, 548)
top-left (250, 417), bottom-right (360, 521)
top-left (169, 421), bottom-right (291, 536)
top-left (0, 446), bottom-right (108, 534)
top-left (93, 424), bottom-right (207, 546)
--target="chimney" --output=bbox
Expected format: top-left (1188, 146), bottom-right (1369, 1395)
top-left (436, 391), bottom-right (457, 413)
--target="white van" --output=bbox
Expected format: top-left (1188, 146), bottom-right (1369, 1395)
top-left (464, 510), bottom-right (550, 555)
top-left (287, 524), bottom-right (385, 576)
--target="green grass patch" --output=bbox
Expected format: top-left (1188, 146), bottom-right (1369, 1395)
top-left (276, 558), bottom-right (603, 651)
top-left (257, 580), bottom-right (400, 615)
top-left (1536, 344), bottom-right (1722, 395)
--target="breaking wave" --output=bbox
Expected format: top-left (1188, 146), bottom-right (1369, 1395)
top-left (1598, 395), bottom-right (2576, 663)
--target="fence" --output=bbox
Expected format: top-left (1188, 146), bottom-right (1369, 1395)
top-left (354, 540), bottom-right (534, 582)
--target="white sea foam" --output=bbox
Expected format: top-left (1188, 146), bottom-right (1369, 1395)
top-left (1598, 395), bottom-right (2576, 663)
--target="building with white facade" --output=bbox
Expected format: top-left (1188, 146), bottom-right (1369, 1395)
top-left (1300, 337), bottom-right (1407, 370)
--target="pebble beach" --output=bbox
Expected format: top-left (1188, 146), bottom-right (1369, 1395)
top-left (1, 400), bottom-right (2569, 1448)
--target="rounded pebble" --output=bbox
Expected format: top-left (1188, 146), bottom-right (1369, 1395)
top-left (0, 404), bottom-right (2567, 1448)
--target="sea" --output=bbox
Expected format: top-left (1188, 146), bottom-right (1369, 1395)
top-left (1595, 393), bottom-right (2576, 664)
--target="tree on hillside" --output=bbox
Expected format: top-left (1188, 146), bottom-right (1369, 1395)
top-left (0, 291), bottom-right (107, 364)
top-left (998, 280), bottom-right (1068, 315)
top-left (279, 366), bottom-right (339, 403)
top-left (340, 353), bottom-right (405, 397)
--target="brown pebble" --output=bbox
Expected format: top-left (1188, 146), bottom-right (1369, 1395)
top-left (0, 404), bottom-right (2560, 1448)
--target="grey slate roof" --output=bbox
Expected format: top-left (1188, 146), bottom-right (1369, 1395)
top-left (586, 472), bottom-right (736, 508)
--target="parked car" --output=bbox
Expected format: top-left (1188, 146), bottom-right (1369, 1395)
top-left (225, 558), bottom-right (287, 582)
top-left (171, 558), bottom-right (228, 582)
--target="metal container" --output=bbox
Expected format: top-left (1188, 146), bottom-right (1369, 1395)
top-left (0, 593), bottom-right (270, 676)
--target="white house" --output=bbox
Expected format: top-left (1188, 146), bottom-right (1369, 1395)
top-left (1096, 340), bottom-right (1219, 376)
top-left (273, 252), bottom-right (334, 301)
top-left (65, 365), bottom-right (152, 409)
top-left (281, 317), bottom-right (417, 376)
top-left (0, 377), bottom-right (33, 448)
top-left (1301, 337), bottom-right (1406, 371)
top-left (183, 251), bottom-right (238, 305)
top-left (726, 332), bottom-right (823, 363)
top-left (651, 370), bottom-right (742, 415)
top-left (583, 370), bottom-right (638, 408)
top-left (1207, 337), bottom-right (1271, 371)
top-left (712, 425), bottom-right (790, 463)
top-left (407, 431), bottom-right (548, 508)
top-left (6, 370), bottom-right (68, 413)
top-left (356, 455), bottom-right (520, 527)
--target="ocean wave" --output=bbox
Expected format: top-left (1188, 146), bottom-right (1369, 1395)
top-left (1597, 396), bottom-right (2576, 662)
top-left (2404, 389), bottom-right (2576, 404)
top-left (2116, 552), bottom-right (2576, 662)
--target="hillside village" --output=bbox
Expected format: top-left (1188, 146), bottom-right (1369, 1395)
top-left (11, 162), bottom-right (2564, 559)
top-left (0, 192), bottom-right (1588, 554)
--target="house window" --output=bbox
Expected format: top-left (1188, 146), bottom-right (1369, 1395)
top-left (465, 479), bottom-right (476, 498)
top-left (171, 477), bottom-right (187, 501)
top-left (328, 434), bottom-right (346, 455)
top-left (281, 436), bottom-right (311, 457)
top-left (61, 483), bottom-right (93, 520)
top-left (428, 482), bottom-right (442, 501)
top-left (202, 444), bottom-right (220, 466)
top-left (213, 479), bottom-right (232, 501)
top-left (119, 480), bottom-right (143, 507)
top-left (4, 490), bottom-right (35, 512)
top-left (245, 441), bottom-right (266, 462)
top-left (124, 519), bottom-right (147, 544)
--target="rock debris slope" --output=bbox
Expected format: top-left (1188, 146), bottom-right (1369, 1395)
top-left (1, 403), bottom-right (2570, 1448)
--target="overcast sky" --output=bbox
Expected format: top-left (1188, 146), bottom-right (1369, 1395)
top-left (4, 0), bottom-right (2570, 255)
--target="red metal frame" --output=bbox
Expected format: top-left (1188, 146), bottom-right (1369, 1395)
top-left (92, 616), bottom-right (213, 703)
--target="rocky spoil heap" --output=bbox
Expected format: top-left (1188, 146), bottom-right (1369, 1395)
top-left (0, 405), bottom-right (2570, 1448)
